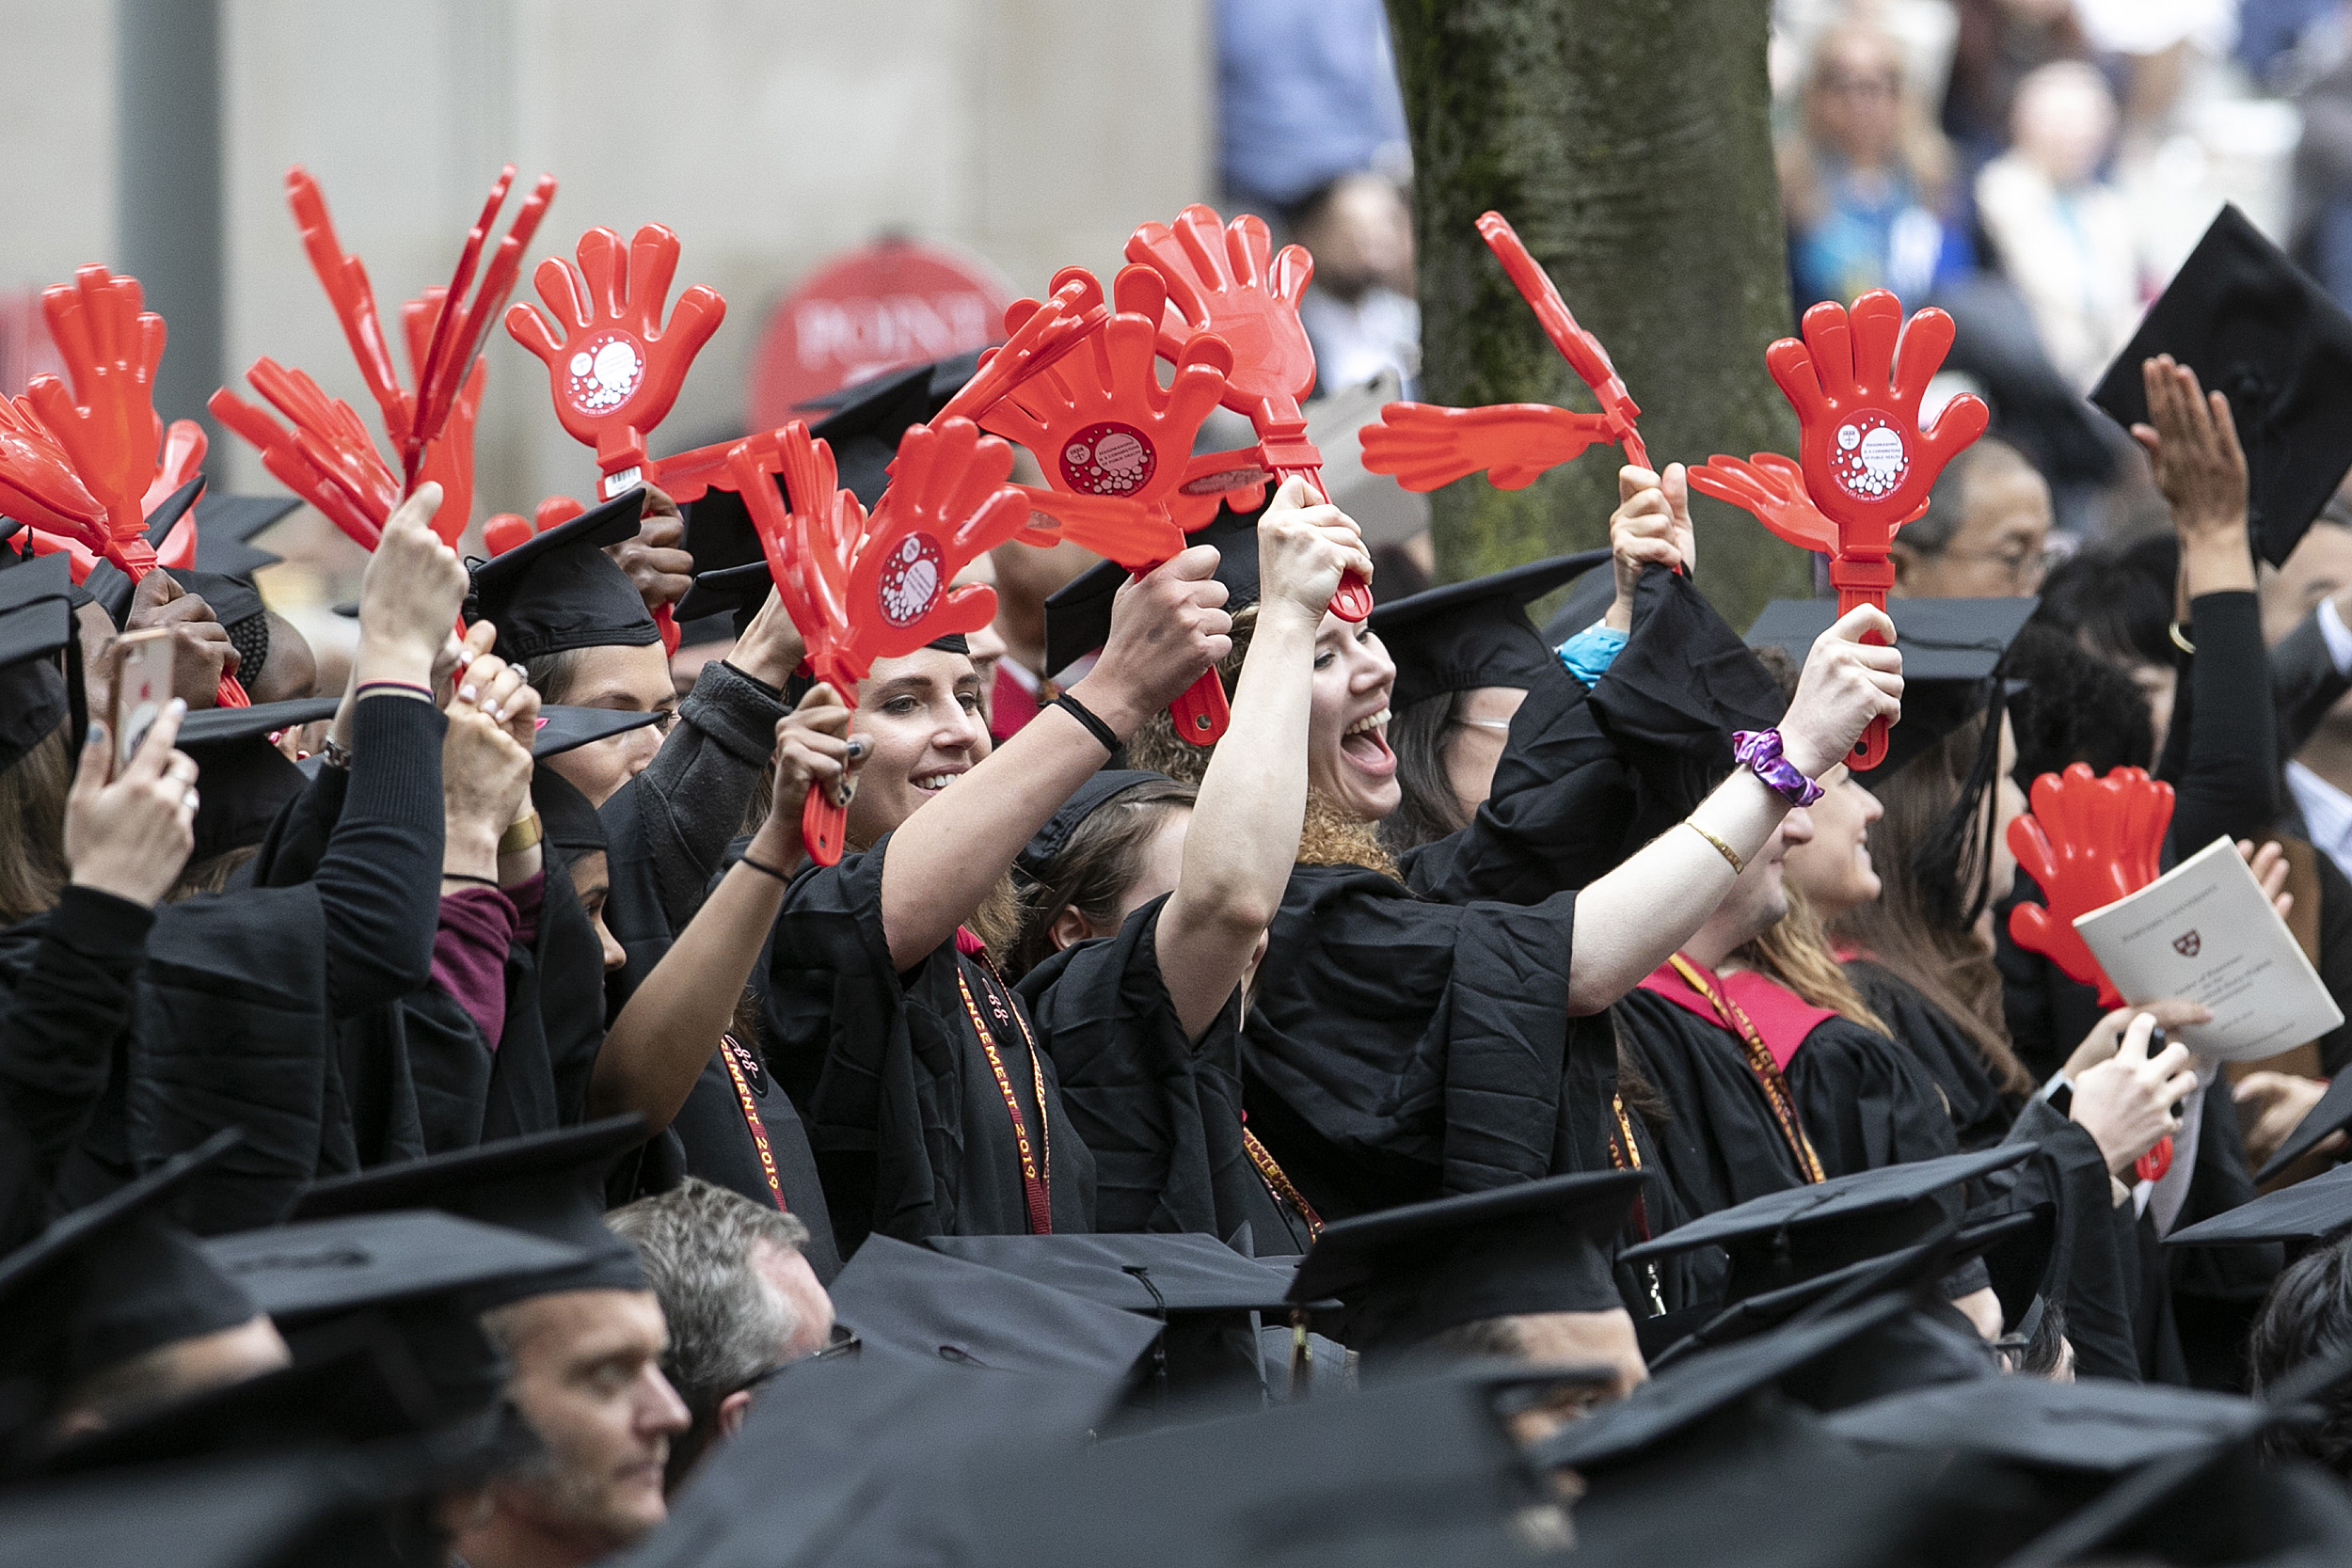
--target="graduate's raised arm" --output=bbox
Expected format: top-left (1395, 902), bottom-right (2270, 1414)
top-left (1565, 603), bottom-right (1901, 1013)
top-left (1157, 478), bottom-right (1373, 1039)
top-left (874, 551), bottom-right (1231, 973)
top-left (591, 686), bottom-right (858, 1129)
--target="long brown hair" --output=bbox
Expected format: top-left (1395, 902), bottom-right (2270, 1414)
top-left (1729, 884), bottom-right (1890, 1036)
top-left (0, 725), bottom-right (72, 927)
top-left (1002, 778), bottom-right (1196, 978)
top-left (1831, 713), bottom-right (2035, 1095)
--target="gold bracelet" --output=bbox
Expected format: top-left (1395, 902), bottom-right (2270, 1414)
top-left (1683, 818), bottom-right (1745, 875)
top-left (498, 812), bottom-right (543, 856)
top-left (2169, 621), bottom-right (2195, 656)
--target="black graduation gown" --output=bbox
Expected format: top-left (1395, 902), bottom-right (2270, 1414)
top-left (0, 883), bottom-right (333, 1234)
top-left (757, 832), bottom-right (1095, 1252)
top-left (1237, 861), bottom-right (1588, 1224)
top-left (1845, 958), bottom-right (2022, 1150)
top-left (1013, 894), bottom-right (1307, 1252)
top-left (612, 1038), bottom-right (846, 1284)
top-left (1403, 565), bottom-right (1783, 910)
top-left (1610, 988), bottom-right (1816, 1227)
top-left (1782, 1013), bottom-right (1964, 1178)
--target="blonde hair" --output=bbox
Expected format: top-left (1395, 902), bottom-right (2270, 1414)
top-left (0, 725), bottom-right (72, 927)
top-left (1730, 884), bottom-right (1891, 1036)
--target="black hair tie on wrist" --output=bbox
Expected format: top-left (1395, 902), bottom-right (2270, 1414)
top-left (738, 852), bottom-right (794, 884)
top-left (1053, 692), bottom-right (1121, 753)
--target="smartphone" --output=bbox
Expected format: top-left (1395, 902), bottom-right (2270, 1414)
top-left (105, 629), bottom-right (174, 779)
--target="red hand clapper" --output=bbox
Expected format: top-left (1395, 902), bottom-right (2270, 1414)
top-left (1125, 204), bottom-right (1372, 622)
top-left (507, 222), bottom-right (726, 655)
top-left (734, 418), bottom-right (1032, 864)
top-left (1360, 212), bottom-right (1645, 497)
top-left (980, 264), bottom-right (1235, 742)
top-left (1760, 290), bottom-right (1988, 768)
top-left (2005, 763), bottom-right (2178, 1180)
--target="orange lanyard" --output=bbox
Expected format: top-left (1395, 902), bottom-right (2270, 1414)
top-left (1666, 954), bottom-right (1826, 1182)
top-left (716, 1033), bottom-right (787, 1212)
top-left (954, 951), bottom-right (1055, 1234)
top-left (1242, 1126), bottom-right (1323, 1238)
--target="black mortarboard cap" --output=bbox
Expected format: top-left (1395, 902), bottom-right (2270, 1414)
top-left (2166, 1160), bottom-right (2352, 1249)
top-left (204, 1212), bottom-right (587, 1323)
top-left (1539, 557), bottom-right (1624, 646)
top-left (1618, 1146), bottom-right (2030, 1300)
top-left (1370, 548), bottom-right (1610, 710)
top-left (530, 766), bottom-right (609, 856)
top-left (0, 1452), bottom-right (380, 1568)
top-left (1042, 499), bottom-right (1262, 679)
top-left (1012, 769), bottom-right (1173, 884)
top-left (531, 703), bottom-right (663, 761)
top-left (1285, 1169), bottom-right (1645, 1356)
top-left (1830, 1375), bottom-right (2265, 1475)
top-left (2259, 1072), bottom-right (2352, 1182)
top-left (1646, 1207), bottom-right (2041, 1372)
top-left (0, 551), bottom-right (75, 773)
top-left (928, 1230), bottom-right (1306, 1318)
top-left (960, 1364), bottom-right (1569, 1568)
top-left (289, 1117), bottom-right (650, 1306)
top-left (828, 1235), bottom-right (1165, 1379)
top-left (2091, 204), bottom-right (2352, 568)
top-left (188, 488), bottom-right (300, 579)
top-left (463, 488), bottom-right (656, 661)
top-left (0, 1129), bottom-right (257, 1402)
top-left (671, 560), bottom-right (771, 638)
top-left (1533, 1289), bottom-right (1913, 1473)
top-left (625, 1348), bottom-right (1119, 1568)
top-left (138, 476), bottom-right (205, 558)
top-left (1744, 594), bottom-right (2036, 780)
top-left (206, 1212), bottom-right (586, 1429)
top-left (176, 698), bottom-right (338, 862)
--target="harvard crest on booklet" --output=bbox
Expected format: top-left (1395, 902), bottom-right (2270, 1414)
top-left (2173, 930), bottom-right (2201, 958)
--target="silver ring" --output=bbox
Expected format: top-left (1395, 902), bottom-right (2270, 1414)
top-left (183, 787), bottom-right (199, 811)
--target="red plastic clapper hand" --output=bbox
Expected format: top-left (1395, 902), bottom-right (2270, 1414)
top-left (24, 267), bottom-right (168, 571)
top-left (405, 166), bottom-right (552, 483)
top-left (1474, 212), bottom-right (1648, 468)
top-left (982, 266), bottom-right (1233, 742)
top-left (1688, 453), bottom-right (1840, 554)
top-left (505, 225), bottom-right (725, 489)
top-left (2005, 764), bottom-right (2177, 1009)
top-left (934, 271), bottom-right (1112, 425)
top-left (210, 360), bottom-right (400, 550)
top-left (1765, 290), bottom-right (1989, 766)
top-left (1125, 204), bottom-right (1371, 621)
top-left (0, 396), bottom-right (108, 546)
top-left (402, 291), bottom-right (485, 545)
top-left (1361, 403), bottom-right (1619, 493)
top-left (285, 166), bottom-right (413, 449)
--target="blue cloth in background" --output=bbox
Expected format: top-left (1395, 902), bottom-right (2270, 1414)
top-left (1217, 0), bottom-right (1408, 209)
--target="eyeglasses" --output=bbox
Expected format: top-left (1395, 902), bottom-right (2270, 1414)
top-left (1819, 71), bottom-right (1900, 100)
top-left (732, 1322), bottom-right (863, 1399)
top-left (1931, 543), bottom-right (2048, 587)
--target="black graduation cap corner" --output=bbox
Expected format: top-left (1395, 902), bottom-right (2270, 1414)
top-left (1368, 546), bottom-right (1611, 711)
top-left (1285, 1168), bottom-right (1645, 1357)
top-left (2092, 202), bottom-right (2352, 568)
top-left (465, 487), bottom-right (655, 662)
top-left (289, 1116), bottom-right (650, 1307)
top-left (1043, 499), bottom-right (1264, 680)
top-left (175, 698), bottom-right (339, 863)
top-left (0, 1130), bottom-right (258, 1410)
top-left (1744, 595), bottom-right (2037, 782)
top-left (0, 551), bottom-right (79, 774)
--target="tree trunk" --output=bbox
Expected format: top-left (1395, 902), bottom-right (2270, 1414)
top-left (1386, 0), bottom-right (1812, 629)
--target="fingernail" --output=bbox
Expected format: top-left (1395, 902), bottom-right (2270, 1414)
top-left (459, 685), bottom-right (476, 703)
top-left (167, 698), bottom-right (186, 718)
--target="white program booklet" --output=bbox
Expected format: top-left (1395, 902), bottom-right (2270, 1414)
top-left (2073, 835), bottom-right (2344, 1062)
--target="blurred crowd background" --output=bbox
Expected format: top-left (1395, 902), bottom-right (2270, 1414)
top-left (1, 0), bottom-right (2344, 671)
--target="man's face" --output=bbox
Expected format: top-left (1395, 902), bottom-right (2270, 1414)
top-left (492, 1289), bottom-right (689, 1556)
top-left (1496, 1308), bottom-right (1650, 1446)
top-left (1892, 461), bottom-right (2052, 599)
top-left (750, 1240), bottom-right (835, 1365)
